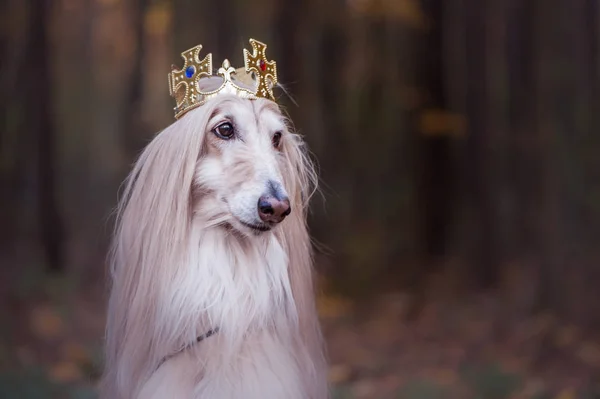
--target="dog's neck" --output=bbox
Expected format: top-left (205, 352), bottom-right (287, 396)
top-left (156, 223), bottom-right (297, 359)
top-left (196, 225), bottom-right (295, 327)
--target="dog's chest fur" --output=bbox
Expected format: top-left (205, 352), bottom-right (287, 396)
top-left (140, 228), bottom-right (308, 398)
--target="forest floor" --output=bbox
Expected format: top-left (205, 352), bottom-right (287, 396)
top-left (1, 260), bottom-right (600, 399)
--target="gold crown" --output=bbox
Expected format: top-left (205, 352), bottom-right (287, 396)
top-left (168, 38), bottom-right (278, 119)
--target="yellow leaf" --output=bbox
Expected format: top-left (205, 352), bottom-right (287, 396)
top-left (353, 379), bottom-right (377, 397)
top-left (554, 388), bottom-right (576, 399)
top-left (348, 0), bottom-right (428, 29)
top-left (96, 0), bottom-right (119, 5)
top-left (388, 0), bottom-right (429, 28)
top-left (145, 3), bottom-right (172, 36)
top-left (30, 306), bottom-right (64, 340)
top-left (316, 294), bottom-right (352, 319)
top-left (49, 361), bottom-right (82, 383)
top-left (434, 368), bottom-right (459, 385)
top-left (328, 364), bottom-right (353, 384)
top-left (419, 109), bottom-right (467, 138)
top-left (61, 342), bottom-right (89, 364)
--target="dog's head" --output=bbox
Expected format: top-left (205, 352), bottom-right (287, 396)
top-left (191, 94), bottom-right (306, 236)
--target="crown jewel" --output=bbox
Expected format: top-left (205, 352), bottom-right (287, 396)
top-left (168, 38), bottom-right (278, 119)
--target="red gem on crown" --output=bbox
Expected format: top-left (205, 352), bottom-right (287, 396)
top-left (259, 59), bottom-right (266, 71)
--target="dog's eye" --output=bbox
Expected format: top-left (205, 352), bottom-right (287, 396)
top-left (213, 122), bottom-right (235, 140)
top-left (272, 132), bottom-right (282, 149)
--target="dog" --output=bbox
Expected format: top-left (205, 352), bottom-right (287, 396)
top-left (99, 49), bottom-right (329, 398)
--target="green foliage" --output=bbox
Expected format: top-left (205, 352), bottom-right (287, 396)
top-left (0, 368), bottom-right (57, 399)
top-left (460, 363), bottom-right (522, 399)
top-left (80, 343), bottom-right (105, 382)
top-left (397, 380), bottom-right (447, 399)
top-left (68, 386), bottom-right (98, 399)
top-left (579, 385), bottom-right (600, 399)
top-left (0, 367), bottom-right (97, 399)
top-left (531, 392), bottom-right (553, 399)
top-left (332, 385), bottom-right (355, 399)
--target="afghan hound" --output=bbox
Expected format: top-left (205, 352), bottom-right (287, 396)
top-left (99, 55), bottom-right (329, 398)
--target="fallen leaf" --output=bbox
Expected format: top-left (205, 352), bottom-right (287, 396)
top-left (352, 379), bottom-right (377, 398)
top-left (513, 379), bottom-right (545, 399)
top-left (554, 388), bottom-right (576, 399)
top-left (328, 364), bottom-right (353, 384)
top-left (419, 109), bottom-right (467, 138)
top-left (96, 0), bottom-right (119, 5)
top-left (316, 294), bottom-right (352, 319)
top-left (61, 342), bottom-right (89, 364)
top-left (49, 361), bottom-right (82, 383)
top-left (30, 305), bottom-right (64, 339)
top-left (434, 368), bottom-right (459, 385)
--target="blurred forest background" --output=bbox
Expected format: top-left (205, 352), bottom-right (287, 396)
top-left (2, 0), bottom-right (600, 397)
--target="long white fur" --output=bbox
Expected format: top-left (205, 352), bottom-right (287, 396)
top-left (99, 91), bottom-right (328, 399)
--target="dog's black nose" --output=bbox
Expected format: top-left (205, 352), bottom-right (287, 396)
top-left (258, 195), bottom-right (291, 224)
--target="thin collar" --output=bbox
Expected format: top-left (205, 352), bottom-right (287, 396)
top-left (156, 327), bottom-right (220, 370)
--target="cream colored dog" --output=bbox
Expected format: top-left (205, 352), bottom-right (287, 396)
top-left (99, 87), bottom-right (328, 398)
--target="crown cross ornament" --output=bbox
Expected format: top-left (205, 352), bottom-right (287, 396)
top-left (168, 45), bottom-right (213, 116)
top-left (243, 39), bottom-right (278, 100)
top-left (168, 38), bottom-right (279, 119)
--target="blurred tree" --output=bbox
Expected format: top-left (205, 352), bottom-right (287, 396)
top-left (413, 0), bottom-right (457, 270)
top-left (0, 0), bottom-right (27, 253)
top-left (463, 0), bottom-right (499, 288)
top-left (121, 0), bottom-right (149, 158)
top-left (26, 0), bottom-right (65, 272)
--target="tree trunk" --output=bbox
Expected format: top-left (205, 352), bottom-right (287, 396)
top-left (27, 0), bottom-right (64, 272)
top-left (121, 0), bottom-right (148, 158)
top-left (463, 0), bottom-right (500, 289)
top-left (415, 0), bottom-right (455, 264)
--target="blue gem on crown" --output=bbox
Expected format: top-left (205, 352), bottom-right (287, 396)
top-left (185, 65), bottom-right (196, 78)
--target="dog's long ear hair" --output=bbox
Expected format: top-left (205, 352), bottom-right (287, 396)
top-left (100, 102), bottom-right (218, 398)
top-left (277, 118), bottom-right (328, 395)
